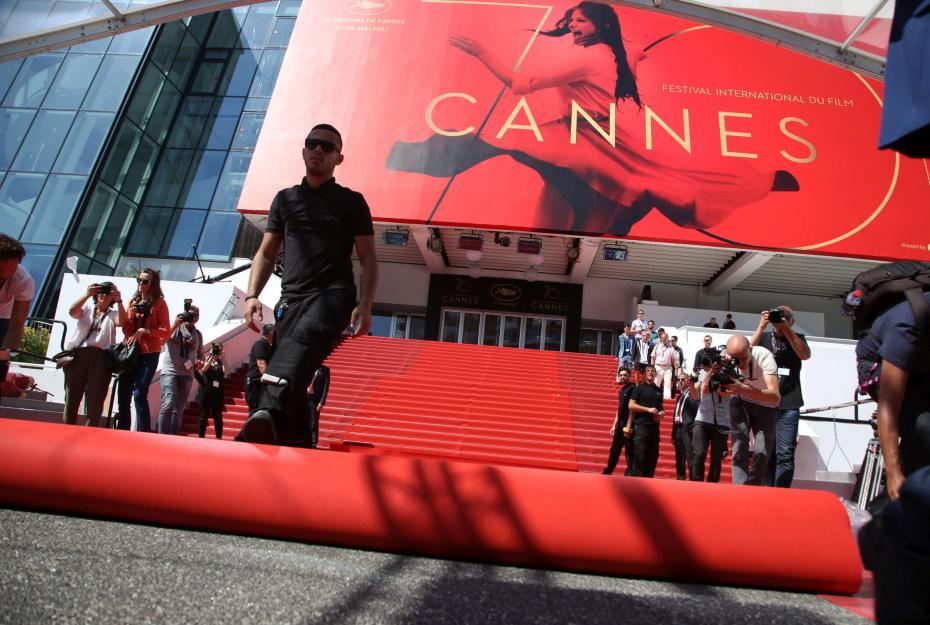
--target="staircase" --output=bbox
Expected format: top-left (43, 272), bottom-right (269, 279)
top-left (179, 336), bottom-right (731, 480)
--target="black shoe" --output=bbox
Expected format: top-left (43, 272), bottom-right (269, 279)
top-left (241, 409), bottom-right (278, 445)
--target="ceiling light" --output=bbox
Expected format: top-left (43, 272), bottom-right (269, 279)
top-left (566, 247), bottom-right (581, 262)
top-left (517, 237), bottom-right (542, 255)
top-left (494, 232), bottom-right (511, 247)
top-left (458, 234), bottom-right (483, 251)
top-left (468, 262), bottom-right (482, 279)
top-left (603, 245), bottom-right (629, 261)
top-left (382, 228), bottom-right (409, 246)
top-left (524, 266), bottom-right (538, 282)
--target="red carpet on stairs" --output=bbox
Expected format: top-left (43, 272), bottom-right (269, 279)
top-left (181, 336), bottom-right (731, 479)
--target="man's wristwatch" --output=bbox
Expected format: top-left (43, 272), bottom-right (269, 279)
top-left (244, 295), bottom-right (258, 301)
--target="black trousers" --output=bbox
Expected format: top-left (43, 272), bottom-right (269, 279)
top-left (631, 421), bottom-right (659, 478)
top-left (672, 421), bottom-right (693, 480)
top-left (604, 425), bottom-right (626, 475)
top-left (244, 377), bottom-right (261, 416)
top-left (256, 289), bottom-right (352, 445)
top-left (690, 420), bottom-right (728, 482)
top-left (198, 391), bottom-right (224, 438)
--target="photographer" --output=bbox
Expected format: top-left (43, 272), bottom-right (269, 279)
top-left (627, 364), bottom-right (665, 478)
top-left (722, 335), bottom-right (780, 486)
top-left (750, 306), bottom-right (811, 488)
top-left (196, 342), bottom-right (227, 439)
top-left (671, 372), bottom-right (698, 480)
top-left (692, 335), bottom-right (717, 374)
top-left (246, 324), bottom-right (275, 415)
top-left (0, 234), bottom-right (34, 388)
top-left (690, 359), bottom-right (730, 482)
top-left (62, 282), bottom-right (126, 427)
top-left (157, 300), bottom-right (203, 435)
top-left (117, 269), bottom-right (170, 432)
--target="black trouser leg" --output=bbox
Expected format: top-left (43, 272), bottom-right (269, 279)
top-left (256, 290), bottom-right (352, 445)
top-left (603, 426), bottom-right (625, 475)
top-left (672, 422), bottom-right (692, 480)
top-left (245, 379), bottom-right (260, 416)
top-left (632, 423), bottom-right (659, 478)
top-left (708, 428), bottom-right (727, 483)
top-left (623, 429), bottom-right (636, 475)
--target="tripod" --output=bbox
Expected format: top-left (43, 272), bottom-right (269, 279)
top-left (852, 432), bottom-right (885, 510)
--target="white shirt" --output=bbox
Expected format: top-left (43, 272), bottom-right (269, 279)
top-left (630, 319), bottom-right (646, 332)
top-left (737, 345), bottom-right (778, 407)
top-left (65, 303), bottom-right (119, 350)
top-left (0, 265), bottom-right (35, 318)
top-left (652, 342), bottom-right (677, 367)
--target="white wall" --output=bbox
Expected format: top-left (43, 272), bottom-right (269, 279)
top-left (358, 261), bottom-right (429, 309)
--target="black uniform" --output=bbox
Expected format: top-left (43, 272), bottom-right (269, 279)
top-left (255, 177), bottom-right (373, 445)
top-left (603, 383), bottom-right (636, 475)
top-left (630, 383), bottom-right (664, 478)
top-left (245, 338), bottom-right (274, 415)
top-left (196, 360), bottom-right (225, 439)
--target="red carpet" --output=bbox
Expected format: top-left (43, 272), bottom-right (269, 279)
top-left (0, 418), bottom-right (861, 594)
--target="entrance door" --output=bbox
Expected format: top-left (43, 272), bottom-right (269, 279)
top-left (439, 308), bottom-right (566, 351)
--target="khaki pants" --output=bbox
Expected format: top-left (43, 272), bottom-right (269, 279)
top-left (63, 347), bottom-right (111, 427)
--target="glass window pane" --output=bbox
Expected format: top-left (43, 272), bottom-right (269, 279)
top-left (239, 4), bottom-right (276, 48)
top-left (187, 13), bottom-right (214, 44)
top-left (579, 329), bottom-right (597, 354)
top-left (243, 96), bottom-right (269, 112)
top-left (108, 26), bottom-right (154, 54)
top-left (0, 108), bottom-right (36, 170)
top-left (144, 78), bottom-right (181, 143)
top-left (249, 49), bottom-right (284, 98)
top-left (502, 316), bottom-right (521, 348)
top-left (82, 55), bottom-right (138, 112)
top-left (71, 37), bottom-right (111, 54)
top-left (392, 314), bottom-right (407, 339)
top-left (12, 110), bottom-right (76, 172)
top-left (167, 95), bottom-right (213, 149)
top-left (218, 49), bottom-right (258, 97)
top-left (408, 315), bottom-right (425, 340)
top-left (211, 152), bottom-right (251, 210)
top-left (94, 195), bottom-right (137, 268)
top-left (146, 149), bottom-right (194, 207)
top-left (462, 312), bottom-right (480, 344)
top-left (0, 59), bottom-right (25, 102)
top-left (232, 112), bottom-right (264, 150)
top-left (0, 172), bottom-right (46, 238)
top-left (482, 314), bottom-right (501, 346)
top-left (100, 123), bottom-right (140, 188)
top-left (3, 54), bottom-right (64, 108)
top-left (20, 243), bottom-right (57, 308)
top-left (267, 18), bottom-right (296, 48)
top-left (598, 330), bottom-right (614, 356)
top-left (545, 319), bottom-right (564, 352)
top-left (42, 53), bottom-right (102, 110)
top-left (151, 20), bottom-right (185, 74)
top-left (72, 184), bottom-right (117, 256)
top-left (197, 211), bottom-right (240, 261)
top-left (277, 0), bottom-right (302, 17)
top-left (524, 317), bottom-right (542, 350)
top-left (190, 60), bottom-right (226, 94)
top-left (127, 206), bottom-right (206, 257)
top-left (168, 33), bottom-right (199, 89)
top-left (441, 311), bottom-right (461, 343)
top-left (369, 312), bottom-right (391, 337)
top-left (181, 150), bottom-right (226, 209)
top-left (54, 111), bottom-right (115, 175)
top-left (121, 134), bottom-right (158, 204)
top-left (207, 12), bottom-right (242, 48)
top-left (204, 96), bottom-right (245, 150)
top-left (21, 174), bottom-right (87, 245)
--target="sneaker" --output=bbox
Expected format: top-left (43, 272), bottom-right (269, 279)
top-left (240, 409), bottom-right (278, 445)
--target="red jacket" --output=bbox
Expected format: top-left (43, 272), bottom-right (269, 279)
top-left (122, 298), bottom-right (170, 354)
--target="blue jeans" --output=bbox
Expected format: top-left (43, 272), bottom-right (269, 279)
top-left (116, 352), bottom-right (160, 432)
top-left (157, 374), bottom-right (193, 435)
top-left (767, 408), bottom-right (801, 488)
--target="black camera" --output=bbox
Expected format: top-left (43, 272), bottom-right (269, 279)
top-left (700, 346), bottom-right (744, 392)
top-left (768, 308), bottom-right (785, 323)
top-left (700, 346), bottom-right (727, 369)
top-left (134, 300), bottom-right (152, 316)
top-left (210, 342), bottom-right (221, 356)
top-left (180, 298), bottom-right (197, 322)
top-left (95, 283), bottom-right (112, 295)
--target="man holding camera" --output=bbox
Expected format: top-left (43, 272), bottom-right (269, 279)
top-left (692, 335), bottom-right (717, 374)
top-left (157, 301), bottom-right (203, 435)
top-left (750, 306), bottom-right (811, 488)
top-left (722, 335), bottom-right (780, 485)
top-left (627, 364), bottom-right (665, 478)
top-left (691, 357), bottom-right (731, 482)
top-left (195, 342), bottom-right (227, 439)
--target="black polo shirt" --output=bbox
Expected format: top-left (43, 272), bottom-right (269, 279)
top-left (631, 383), bottom-right (664, 426)
top-left (758, 330), bottom-right (808, 410)
top-left (247, 338), bottom-right (274, 380)
top-left (618, 383), bottom-right (636, 423)
top-left (266, 177), bottom-right (374, 300)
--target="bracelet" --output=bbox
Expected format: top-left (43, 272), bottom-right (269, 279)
top-left (622, 426), bottom-right (633, 433)
top-left (244, 295), bottom-right (258, 301)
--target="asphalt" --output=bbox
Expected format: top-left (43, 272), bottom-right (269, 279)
top-left (0, 508), bottom-right (869, 625)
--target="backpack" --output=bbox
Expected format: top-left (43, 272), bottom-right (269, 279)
top-left (848, 261), bottom-right (930, 339)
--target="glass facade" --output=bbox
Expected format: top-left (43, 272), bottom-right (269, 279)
top-left (2, 1), bottom-right (300, 315)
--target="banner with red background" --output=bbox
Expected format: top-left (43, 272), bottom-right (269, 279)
top-left (237, 0), bottom-right (930, 261)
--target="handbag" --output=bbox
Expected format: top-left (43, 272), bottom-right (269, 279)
top-left (108, 342), bottom-right (139, 374)
top-left (51, 349), bottom-right (76, 369)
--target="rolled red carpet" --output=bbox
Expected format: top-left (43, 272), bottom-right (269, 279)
top-left (0, 418), bottom-right (861, 593)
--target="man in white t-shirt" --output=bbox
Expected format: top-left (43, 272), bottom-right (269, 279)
top-left (630, 309), bottom-right (646, 333)
top-left (720, 335), bottom-right (780, 486)
top-left (0, 234), bottom-right (35, 384)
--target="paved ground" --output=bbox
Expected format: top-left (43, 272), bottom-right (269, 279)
top-left (0, 508), bottom-right (870, 625)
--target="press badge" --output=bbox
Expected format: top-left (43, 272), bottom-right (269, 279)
top-left (212, 380), bottom-right (220, 388)
top-left (777, 367), bottom-right (790, 376)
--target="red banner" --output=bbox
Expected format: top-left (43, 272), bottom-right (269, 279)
top-left (238, 0), bottom-right (930, 261)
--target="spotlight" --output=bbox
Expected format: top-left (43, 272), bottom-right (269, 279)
top-left (382, 228), bottom-right (409, 246)
top-left (517, 237), bottom-right (542, 255)
top-left (527, 253), bottom-right (544, 266)
top-left (603, 245), bottom-right (629, 261)
top-left (465, 249), bottom-right (482, 263)
top-left (566, 247), bottom-right (581, 262)
top-left (524, 266), bottom-right (539, 282)
top-left (468, 262), bottom-right (482, 279)
top-left (458, 234), bottom-right (483, 251)
top-left (427, 236), bottom-right (444, 253)
top-left (494, 232), bottom-right (511, 247)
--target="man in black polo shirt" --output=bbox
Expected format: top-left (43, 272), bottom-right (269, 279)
top-left (627, 364), bottom-right (666, 478)
top-left (603, 367), bottom-right (636, 475)
top-left (245, 323), bottom-right (275, 416)
top-left (241, 123), bottom-right (378, 446)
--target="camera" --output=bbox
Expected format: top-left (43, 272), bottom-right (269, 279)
top-left (133, 300), bottom-right (152, 316)
top-left (700, 346), bottom-right (744, 392)
top-left (767, 308), bottom-right (785, 324)
top-left (210, 342), bottom-right (221, 356)
top-left (180, 298), bottom-right (197, 322)
top-left (95, 283), bottom-right (112, 295)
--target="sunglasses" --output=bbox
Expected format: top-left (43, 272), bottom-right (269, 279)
top-left (137, 278), bottom-right (150, 285)
top-left (305, 138), bottom-right (339, 153)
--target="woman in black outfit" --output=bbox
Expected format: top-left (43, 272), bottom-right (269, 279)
top-left (196, 342), bottom-right (227, 439)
